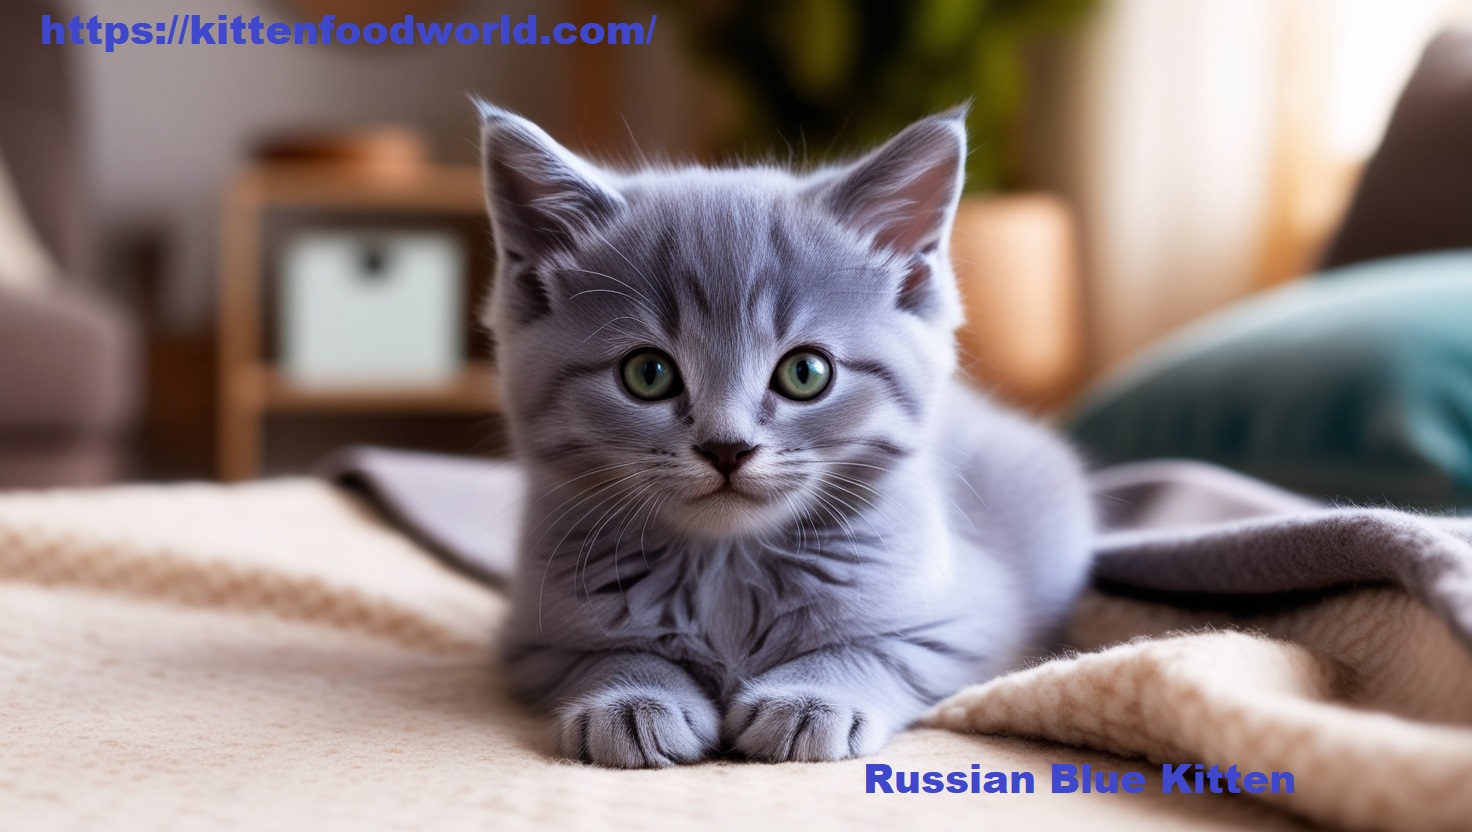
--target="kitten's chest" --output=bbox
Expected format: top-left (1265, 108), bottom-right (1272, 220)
top-left (601, 541), bottom-right (865, 683)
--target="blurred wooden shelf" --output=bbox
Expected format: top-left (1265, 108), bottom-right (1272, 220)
top-left (238, 362), bottom-right (501, 414)
top-left (232, 164), bottom-right (485, 213)
top-left (216, 161), bottom-right (495, 481)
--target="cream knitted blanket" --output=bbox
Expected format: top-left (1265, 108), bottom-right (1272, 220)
top-left (0, 472), bottom-right (1467, 831)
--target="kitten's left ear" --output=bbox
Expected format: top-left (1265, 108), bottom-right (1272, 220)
top-left (812, 109), bottom-right (967, 321)
top-left (815, 108), bottom-right (967, 258)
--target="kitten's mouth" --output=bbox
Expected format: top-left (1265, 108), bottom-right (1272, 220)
top-left (695, 481), bottom-right (767, 504)
top-left (673, 480), bottom-right (793, 538)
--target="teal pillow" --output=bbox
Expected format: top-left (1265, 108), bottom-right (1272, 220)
top-left (1068, 250), bottom-right (1472, 512)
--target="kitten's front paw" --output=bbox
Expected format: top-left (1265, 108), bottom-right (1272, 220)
top-left (725, 686), bottom-right (889, 762)
top-left (556, 687), bottom-right (718, 768)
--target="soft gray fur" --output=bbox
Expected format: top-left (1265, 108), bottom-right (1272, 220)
top-left (476, 100), bottom-right (1094, 768)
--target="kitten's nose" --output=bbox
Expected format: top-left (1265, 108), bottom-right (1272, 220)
top-left (694, 440), bottom-right (757, 477)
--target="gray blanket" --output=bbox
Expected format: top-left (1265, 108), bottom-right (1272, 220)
top-left (319, 446), bottom-right (1472, 650)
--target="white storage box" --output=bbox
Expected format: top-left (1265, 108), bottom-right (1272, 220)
top-left (279, 230), bottom-right (465, 387)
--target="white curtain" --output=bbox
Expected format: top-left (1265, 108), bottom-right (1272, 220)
top-left (1032, 0), bottom-right (1471, 371)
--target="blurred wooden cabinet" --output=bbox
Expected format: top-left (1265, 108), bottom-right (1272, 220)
top-left (215, 164), bottom-right (499, 481)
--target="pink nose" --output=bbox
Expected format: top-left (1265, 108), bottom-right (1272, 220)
top-left (694, 441), bottom-right (757, 476)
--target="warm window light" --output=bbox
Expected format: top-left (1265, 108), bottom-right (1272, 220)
top-left (1326, 0), bottom-right (1471, 158)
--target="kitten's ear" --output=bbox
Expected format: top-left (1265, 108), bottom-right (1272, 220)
top-left (816, 108), bottom-right (967, 257)
top-left (812, 108), bottom-right (967, 321)
top-left (475, 99), bottom-right (623, 263)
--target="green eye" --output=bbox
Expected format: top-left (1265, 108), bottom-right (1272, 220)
top-left (772, 350), bottom-right (832, 401)
top-left (620, 349), bottom-right (681, 400)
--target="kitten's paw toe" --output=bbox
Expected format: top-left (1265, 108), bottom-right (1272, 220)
top-left (725, 688), bottom-right (885, 762)
top-left (556, 688), bottom-right (717, 768)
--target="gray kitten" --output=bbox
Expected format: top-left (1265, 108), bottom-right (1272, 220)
top-left (477, 101), bottom-right (1094, 768)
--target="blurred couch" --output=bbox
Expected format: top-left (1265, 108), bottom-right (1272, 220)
top-left (1069, 28), bottom-right (1472, 513)
top-left (0, 0), bottom-right (137, 489)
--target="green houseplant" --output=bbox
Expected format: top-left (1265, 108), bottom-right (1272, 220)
top-left (662, 0), bottom-right (1097, 191)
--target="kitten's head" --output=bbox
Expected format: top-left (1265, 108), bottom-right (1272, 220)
top-left (478, 102), bottom-right (967, 539)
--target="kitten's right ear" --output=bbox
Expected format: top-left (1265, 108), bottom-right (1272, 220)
top-left (475, 99), bottom-right (623, 263)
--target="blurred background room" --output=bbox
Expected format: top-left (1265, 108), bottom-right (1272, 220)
top-left (2, 0), bottom-right (1470, 513)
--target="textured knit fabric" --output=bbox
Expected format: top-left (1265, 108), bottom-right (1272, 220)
top-left (926, 460), bottom-right (1472, 832)
top-left (926, 591), bottom-right (1472, 832)
top-left (0, 478), bottom-right (1315, 831)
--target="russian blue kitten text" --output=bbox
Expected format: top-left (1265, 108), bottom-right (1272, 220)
top-left (866, 764), bottom-right (1295, 795)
